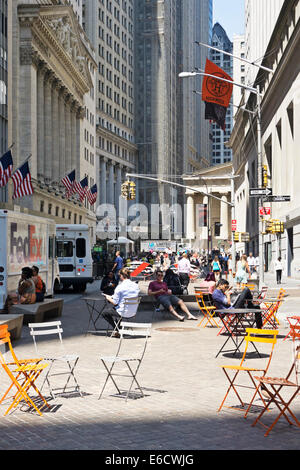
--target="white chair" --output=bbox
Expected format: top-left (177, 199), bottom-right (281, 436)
top-left (99, 321), bottom-right (152, 401)
top-left (109, 296), bottom-right (141, 337)
top-left (28, 321), bottom-right (82, 399)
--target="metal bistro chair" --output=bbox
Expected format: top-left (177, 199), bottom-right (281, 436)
top-left (28, 321), bottom-right (83, 399)
top-left (99, 321), bottom-right (152, 402)
top-left (109, 296), bottom-right (141, 337)
top-left (0, 325), bottom-right (50, 416)
top-left (195, 287), bottom-right (219, 328)
top-left (218, 328), bottom-right (279, 418)
top-left (252, 340), bottom-right (300, 437)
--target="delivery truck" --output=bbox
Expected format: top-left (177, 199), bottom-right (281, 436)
top-left (56, 224), bottom-right (94, 292)
top-left (0, 210), bottom-right (60, 309)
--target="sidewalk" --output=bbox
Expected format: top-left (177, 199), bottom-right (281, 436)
top-left (0, 285), bottom-right (299, 451)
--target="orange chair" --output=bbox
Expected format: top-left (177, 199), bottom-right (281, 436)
top-left (195, 288), bottom-right (219, 328)
top-left (252, 342), bottom-right (300, 436)
top-left (283, 317), bottom-right (300, 341)
top-left (0, 325), bottom-right (50, 416)
top-left (218, 328), bottom-right (279, 418)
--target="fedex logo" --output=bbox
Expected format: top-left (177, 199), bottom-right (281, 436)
top-left (10, 223), bottom-right (43, 264)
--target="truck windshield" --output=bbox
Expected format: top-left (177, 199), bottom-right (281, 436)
top-left (76, 238), bottom-right (86, 258)
top-left (57, 241), bottom-right (73, 258)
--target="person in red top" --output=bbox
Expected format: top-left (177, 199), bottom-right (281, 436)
top-left (32, 266), bottom-right (45, 303)
top-left (148, 270), bottom-right (197, 322)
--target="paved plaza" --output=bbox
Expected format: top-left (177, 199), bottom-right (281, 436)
top-left (0, 277), bottom-right (300, 451)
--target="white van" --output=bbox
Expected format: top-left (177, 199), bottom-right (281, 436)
top-left (56, 225), bottom-right (94, 292)
top-left (0, 210), bottom-right (60, 309)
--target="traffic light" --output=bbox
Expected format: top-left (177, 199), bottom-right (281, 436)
top-left (234, 232), bottom-right (240, 242)
top-left (121, 181), bottom-right (130, 199)
top-left (265, 219), bottom-right (284, 234)
top-left (214, 222), bottom-right (222, 237)
top-left (262, 165), bottom-right (268, 188)
top-left (129, 181), bottom-right (136, 200)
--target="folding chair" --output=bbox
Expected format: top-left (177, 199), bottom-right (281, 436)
top-left (283, 317), bottom-right (300, 341)
top-left (109, 296), bottom-right (141, 337)
top-left (195, 289), bottom-right (219, 328)
top-left (28, 321), bottom-right (82, 399)
top-left (252, 343), bottom-right (300, 436)
top-left (261, 297), bottom-right (283, 328)
top-left (0, 325), bottom-right (50, 416)
top-left (218, 328), bottom-right (279, 418)
top-left (257, 286), bottom-right (268, 300)
top-left (99, 322), bottom-right (152, 402)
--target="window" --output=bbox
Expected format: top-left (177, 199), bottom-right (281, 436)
top-left (76, 238), bottom-right (86, 258)
top-left (56, 241), bottom-right (73, 258)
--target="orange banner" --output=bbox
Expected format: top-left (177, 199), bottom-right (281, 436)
top-left (130, 262), bottom-right (150, 277)
top-left (202, 59), bottom-right (233, 108)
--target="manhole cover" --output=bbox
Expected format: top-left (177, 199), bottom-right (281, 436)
top-left (155, 327), bottom-right (198, 332)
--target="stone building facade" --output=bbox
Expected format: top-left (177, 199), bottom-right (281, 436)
top-left (7, 1), bottom-right (97, 242)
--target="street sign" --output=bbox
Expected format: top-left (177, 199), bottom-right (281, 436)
top-left (264, 195), bottom-right (291, 203)
top-left (259, 206), bottom-right (271, 216)
top-left (231, 220), bottom-right (237, 231)
top-left (249, 188), bottom-right (272, 197)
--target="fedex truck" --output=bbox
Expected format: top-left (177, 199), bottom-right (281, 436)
top-left (0, 210), bottom-right (60, 309)
top-left (56, 225), bottom-right (94, 292)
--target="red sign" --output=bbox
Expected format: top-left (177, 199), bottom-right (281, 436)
top-left (259, 207), bottom-right (271, 216)
top-left (232, 220), bottom-right (237, 232)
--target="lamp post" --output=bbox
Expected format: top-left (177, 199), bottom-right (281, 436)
top-left (179, 70), bottom-right (265, 288)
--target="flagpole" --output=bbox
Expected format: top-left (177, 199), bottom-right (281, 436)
top-left (195, 41), bottom-right (274, 74)
top-left (15, 153), bottom-right (32, 170)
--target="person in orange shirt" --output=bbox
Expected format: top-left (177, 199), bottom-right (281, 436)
top-left (32, 266), bottom-right (45, 303)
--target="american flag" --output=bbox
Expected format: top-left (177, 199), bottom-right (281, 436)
top-left (12, 161), bottom-right (34, 199)
top-left (74, 176), bottom-right (89, 202)
top-left (87, 184), bottom-right (98, 205)
top-left (0, 150), bottom-right (13, 188)
top-left (61, 170), bottom-right (76, 198)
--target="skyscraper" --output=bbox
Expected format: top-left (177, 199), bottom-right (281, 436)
top-left (0, 0), bottom-right (7, 202)
top-left (210, 23), bottom-right (233, 165)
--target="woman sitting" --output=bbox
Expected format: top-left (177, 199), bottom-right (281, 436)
top-left (197, 272), bottom-right (216, 295)
top-left (6, 267), bottom-right (36, 308)
top-left (100, 271), bottom-right (118, 295)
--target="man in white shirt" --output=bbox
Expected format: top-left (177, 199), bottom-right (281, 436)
top-left (178, 253), bottom-right (191, 289)
top-left (103, 268), bottom-right (140, 337)
top-left (247, 252), bottom-right (256, 276)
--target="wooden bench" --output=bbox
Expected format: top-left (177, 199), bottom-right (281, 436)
top-left (11, 298), bottom-right (64, 325)
top-left (139, 294), bottom-right (196, 311)
top-left (0, 314), bottom-right (24, 340)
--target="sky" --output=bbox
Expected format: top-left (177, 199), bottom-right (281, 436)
top-left (213, 0), bottom-right (245, 40)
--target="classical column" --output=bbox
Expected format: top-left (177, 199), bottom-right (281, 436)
top-left (116, 165), bottom-right (122, 216)
top-left (64, 95), bottom-right (72, 173)
top-left (76, 106), bottom-right (85, 171)
top-left (36, 62), bottom-right (47, 180)
top-left (107, 163), bottom-right (115, 205)
top-left (220, 195), bottom-right (229, 240)
top-left (58, 87), bottom-right (66, 180)
top-left (203, 196), bottom-right (209, 243)
top-left (18, 47), bottom-right (38, 179)
top-left (100, 158), bottom-right (107, 204)
top-left (51, 79), bottom-right (60, 183)
top-left (44, 70), bottom-right (55, 182)
top-left (186, 194), bottom-right (196, 240)
top-left (70, 101), bottom-right (77, 172)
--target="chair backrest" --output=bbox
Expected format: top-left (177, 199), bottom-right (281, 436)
top-left (241, 328), bottom-right (279, 371)
top-left (0, 325), bottom-right (21, 370)
top-left (28, 321), bottom-right (64, 354)
top-left (122, 297), bottom-right (141, 319)
top-left (258, 286), bottom-right (268, 300)
top-left (117, 322), bottom-right (152, 360)
top-left (290, 324), bottom-right (300, 342)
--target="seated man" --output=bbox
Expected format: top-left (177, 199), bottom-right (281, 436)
top-left (100, 271), bottom-right (118, 295)
top-left (103, 267), bottom-right (140, 337)
top-left (148, 270), bottom-right (197, 322)
top-left (212, 279), bottom-right (262, 329)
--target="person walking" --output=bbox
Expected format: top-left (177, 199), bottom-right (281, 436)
top-left (112, 251), bottom-right (123, 281)
top-left (235, 254), bottom-right (251, 288)
top-left (275, 256), bottom-right (283, 284)
top-left (212, 255), bottom-right (222, 282)
top-left (247, 252), bottom-right (256, 278)
top-left (177, 253), bottom-right (191, 290)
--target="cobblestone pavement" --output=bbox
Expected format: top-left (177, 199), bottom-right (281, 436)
top-left (0, 281), bottom-right (300, 451)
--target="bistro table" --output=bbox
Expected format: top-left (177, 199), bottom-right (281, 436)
top-left (82, 294), bottom-right (112, 335)
top-left (215, 308), bottom-right (263, 358)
